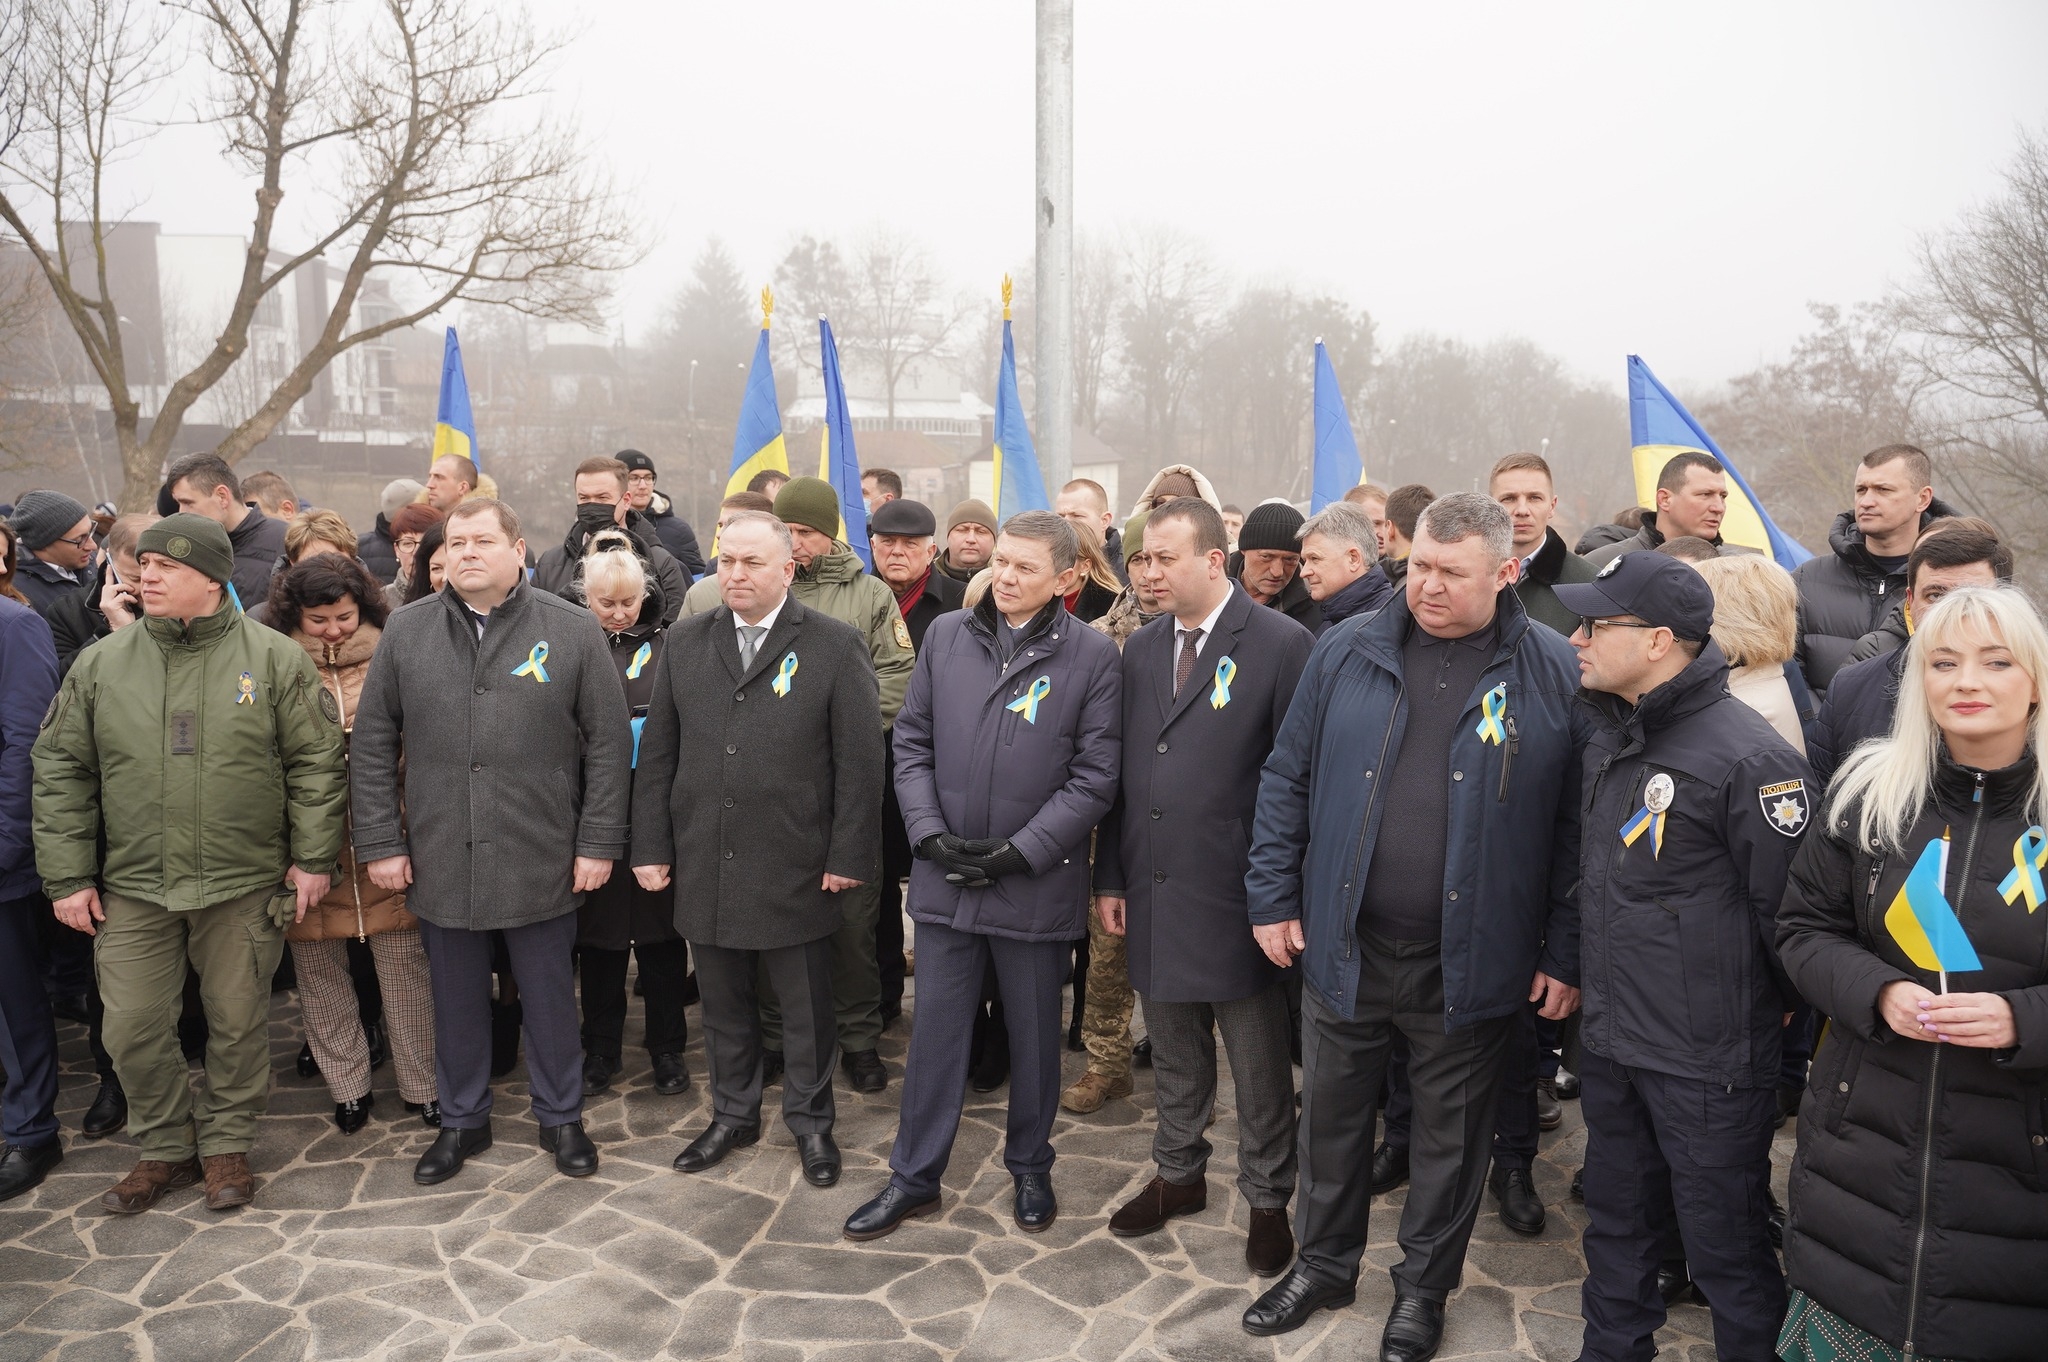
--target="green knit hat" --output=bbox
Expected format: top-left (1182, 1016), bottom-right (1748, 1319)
top-left (137, 512), bottom-right (235, 585)
top-left (773, 476), bottom-right (842, 539)
top-left (1122, 509), bottom-right (1149, 563)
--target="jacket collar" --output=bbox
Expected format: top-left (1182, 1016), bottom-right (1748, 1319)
top-left (1354, 580), bottom-right (1532, 673)
top-left (1586, 640), bottom-right (1732, 737)
top-left (796, 542), bottom-right (862, 585)
top-left (1826, 500), bottom-right (1959, 576)
top-left (1320, 567), bottom-right (1391, 625)
top-left (292, 622), bottom-right (381, 671)
top-left (1525, 527), bottom-right (1569, 586)
top-left (144, 589), bottom-right (239, 647)
top-left (1933, 743), bottom-right (2037, 817)
top-left (228, 505), bottom-right (272, 550)
top-left (714, 595), bottom-right (805, 686)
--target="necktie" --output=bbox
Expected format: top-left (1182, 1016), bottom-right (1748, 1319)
top-left (738, 624), bottom-right (765, 669)
top-left (1175, 627), bottom-right (1204, 696)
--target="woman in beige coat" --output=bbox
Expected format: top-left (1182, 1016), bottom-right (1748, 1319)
top-left (268, 554), bottom-right (438, 1132)
top-left (1693, 553), bottom-right (1808, 754)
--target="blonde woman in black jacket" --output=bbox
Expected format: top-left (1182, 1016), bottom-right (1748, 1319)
top-left (1776, 585), bottom-right (2048, 1362)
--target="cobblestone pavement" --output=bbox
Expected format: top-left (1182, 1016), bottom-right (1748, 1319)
top-left (0, 962), bottom-right (1792, 1362)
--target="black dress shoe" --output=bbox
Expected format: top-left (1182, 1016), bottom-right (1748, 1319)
top-left (539, 1120), bottom-right (598, 1177)
top-left (1656, 1259), bottom-right (1693, 1306)
top-left (678, 971), bottom-right (699, 1005)
top-left (82, 1077), bottom-right (127, 1138)
top-left (1370, 1141), bottom-right (1410, 1194)
top-left (1242, 1267), bottom-right (1357, 1336)
top-left (1489, 1164), bottom-right (1545, 1236)
top-left (760, 1050), bottom-right (785, 1086)
top-left (796, 1132), bottom-right (840, 1187)
top-left (1569, 1165), bottom-right (1584, 1201)
top-left (405, 1100), bottom-right (442, 1128)
top-left (582, 1053), bottom-right (616, 1097)
top-left (334, 1092), bottom-right (375, 1134)
top-left (0, 1142), bottom-right (62, 1204)
top-left (1551, 1067), bottom-right (1580, 1099)
top-left (1767, 1185), bottom-right (1786, 1249)
top-left (843, 1185), bottom-right (940, 1241)
top-left (296, 1041), bottom-right (319, 1079)
top-left (1013, 1172), bottom-right (1057, 1232)
top-left (652, 1053), bottom-right (690, 1095)
top-left (365, 1020), bottom-right (388, 1071)
top-left (1535, 1084), bottom-right (1563, 1131)
top-left (672, 1122), bottom-right (760, 1173)
top-left (1380, 1293), bottom-right (1445, 1362)
top-left (413, 1123), bottom-right (493, 1185)
top-left (1132, 1036), bottom-right (1153, 1068)
top-left (843, 1048), bottom-right (888, 1094)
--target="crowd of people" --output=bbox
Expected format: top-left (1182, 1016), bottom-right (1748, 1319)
top-left (0, 436), bottom-right (2042, 1362)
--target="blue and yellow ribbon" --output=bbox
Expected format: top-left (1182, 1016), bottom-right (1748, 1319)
top-left (1210, 656), bottom-right (1236, 710)
top-left (1620, 804), bottom-right (1665, 859)
top-left (625, 642), bottom-right (652, 680)
top-left (1999, 825), bottom-right (2048, 913)
top-left (1007, 674), bottom-right (1052, 724)
top-left (771, 651), bottom-right (799, 697)
top-left (512, 641), bottom-right (550, 683)
top-left (1475, 683), bottom-right (1507, 745)
top-left (235, 672), bottom-right (255, 706)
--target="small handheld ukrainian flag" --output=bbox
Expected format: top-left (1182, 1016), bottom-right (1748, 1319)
top-left (1311, 338), bottom-right (1362, 513)
top-left (1628, 356), bottom-right (1809, 569)
top-left (991, 276), bottom-right (1050, 521)
top-left (816, 316), bottom-right (871, 570)
top-left (725, 288), bottom-right (789, 498)
top-left (432, 326), bottom-right (477, 468)
top-left (1884, 828), bottom-right (1983, 988)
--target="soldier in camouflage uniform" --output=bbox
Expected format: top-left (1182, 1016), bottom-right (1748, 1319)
top-left (1061, 510), bottom-right (1162, 1114)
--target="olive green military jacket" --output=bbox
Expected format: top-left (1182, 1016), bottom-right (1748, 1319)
top-left (32, 596), bottom-right (348, 910)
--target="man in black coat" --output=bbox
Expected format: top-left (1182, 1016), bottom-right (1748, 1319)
top-left (868, 497), bottom-right (965, 1022)
top-left (355, 479), bottom-right (421, 584)
top-left (1791, 443), bottom-right (1954, 694)
top-left (1232, 502), bottom-right (1323, 633)
top-left (1556, 552), bottom-right (1810, 1362)
top-left (1094, 498), bottom-right (1313, 1276)
top-left (631, 512), bottom-right (883, 1191)
top-left (163, 454), bottom-right (287, 608)
top-left (531, 457), bottom-right (689, 623)
top-left (617, 448), bottom-right (708, 581)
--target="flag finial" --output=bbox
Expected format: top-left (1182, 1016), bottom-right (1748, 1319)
top-left (1002, 275), bottom-right (1013, 321)
top-left (760, 286), bottom-right (774, 331)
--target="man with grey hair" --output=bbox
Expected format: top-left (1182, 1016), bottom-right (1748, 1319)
top-left (1242, 490), bottom-right (1585, 1360)
top-left (1297, 501), bottom-right (1391, 629)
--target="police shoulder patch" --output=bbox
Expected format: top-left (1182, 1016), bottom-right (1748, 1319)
top-left (40, 692), bottom-right (60, 730)
top-left (1759, 778), bottom-right (1808, 838)
top-left (892, 615), bottom-right (912, 653)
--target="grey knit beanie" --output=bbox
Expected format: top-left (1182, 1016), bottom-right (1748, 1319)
top-left (9, 490), bottom-right (91, 551)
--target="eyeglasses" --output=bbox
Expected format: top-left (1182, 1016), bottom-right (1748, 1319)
top-left (1578, 617), bottom-right (1663, 637)
top-left (396, 535), bottom-right (423, 552)
top-left (57, 531), bottom-right (97, 551)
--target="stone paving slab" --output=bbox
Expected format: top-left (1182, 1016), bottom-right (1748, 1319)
top-left (0, 955), bottom-right (1789, 1362)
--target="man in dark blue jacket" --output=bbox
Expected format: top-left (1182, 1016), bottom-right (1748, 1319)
top-left (0, 597), bottom-right (62, 1201)
top-left (1297, 501), bottom-right (1393, 630)
top-left (1555, 552), bottom-right (1811, 1362)
top-left (1243, 493), bottom-right (1584, 1362)
top-left (1094, 498), bottom-right (1314, 1277)
top-left (845, 511), bottom-right (1122, 1243)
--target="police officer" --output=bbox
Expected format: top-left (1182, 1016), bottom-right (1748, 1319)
top-left (1554, 553), bottom-right (1811, 1362)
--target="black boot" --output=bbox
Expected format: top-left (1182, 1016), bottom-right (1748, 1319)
top-left (334, 1092), bottom-right (375, 1135)
top-left (82, 1076), bottom-right (127, 1138)
top-left (1488, 1163), bottom-right (1544, 1235)
top-left (414, 1123), bottom-right (493, 1185)
top-left (296, 1041), bottom-right (319, 1079)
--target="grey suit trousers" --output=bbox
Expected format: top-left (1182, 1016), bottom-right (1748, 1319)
top-left (1142, 982), bottom-right (1297, 1208)
top-left (694, 936), bottom-right (836, 1136)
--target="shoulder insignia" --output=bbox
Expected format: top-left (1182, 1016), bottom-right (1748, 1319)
top-left (892, 615), bottom-right (913, 653)
top-left (1759, 778), bottom-right (1809, 837)
top-left (40, 692), bottom-right (60, 730)
top-left (318, 688), bottom-right (341, 725)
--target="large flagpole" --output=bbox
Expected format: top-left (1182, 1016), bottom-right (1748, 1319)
top-left (1035, 0), bottom-right (1074, 491)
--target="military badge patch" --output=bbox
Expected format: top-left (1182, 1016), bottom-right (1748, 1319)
top-left (1760, 779), bottom-right (1809, 837)
top-left (892, 616), bottom-right (912, 652)
top-left (319, 688), bottom-right (341, 724)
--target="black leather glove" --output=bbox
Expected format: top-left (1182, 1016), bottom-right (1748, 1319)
top-left (950, 840), bottom-right (1031, 883)
top-left (921, 834), bottom-right (992, 887)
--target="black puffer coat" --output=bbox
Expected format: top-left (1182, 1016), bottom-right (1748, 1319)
top-left (577, 586), bottom-right (679, 952)
top-left (1791, 501), bottom-right (1955, 694)
top-left (1777, 749), bottom-right (2048, 1361)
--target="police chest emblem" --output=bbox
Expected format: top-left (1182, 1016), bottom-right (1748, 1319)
top-left (1644, 772), bottom-right (1675, 813)
top-left (1760, 779), bottom-right (1808, 837)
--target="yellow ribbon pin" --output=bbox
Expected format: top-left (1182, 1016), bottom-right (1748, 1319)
top-left (1007, 674), bottom-right (1052, 724)
top-left (772, 651), bottom-right (799, 697)
top-left (512, 641), bottom-right (551, 683)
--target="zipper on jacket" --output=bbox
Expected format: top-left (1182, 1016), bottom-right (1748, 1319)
top-left (1496, 715), bottom-right (1519, 802)
top-left (1903, 769), bottom-right (1986, 1358)
top-left (1342, 682), bottom-right (1403, 964)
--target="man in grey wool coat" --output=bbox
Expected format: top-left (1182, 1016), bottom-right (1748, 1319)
top-left (631, 511), bottom-right (884, 1191)
top-left (352, 499), bottom-right (632, 1187)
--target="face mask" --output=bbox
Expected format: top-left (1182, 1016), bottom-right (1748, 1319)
top-left (575, 503), bottom-right (619, 536)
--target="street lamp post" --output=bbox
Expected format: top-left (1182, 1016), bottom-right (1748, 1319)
top-left (1035, 0), bottom-right (1074, 490)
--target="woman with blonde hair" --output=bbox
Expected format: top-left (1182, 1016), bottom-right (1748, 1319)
top-left (1064, 530), bottom-right (1122, 623)
top-left (1692, 553), bottom-right (1808, 753)
top-left (1776, 585), bottom-right (2048, 1362)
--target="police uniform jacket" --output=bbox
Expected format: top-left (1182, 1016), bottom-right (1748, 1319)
top-left (1577, 641), bottom-right (1811, 1089)
top-left (1777, 749), bottom-right (2048, 1361)
top-left (1246, 587), bottom-right (1583, 1026)
top-left (1096, 587), bottom-right (1312, 1003)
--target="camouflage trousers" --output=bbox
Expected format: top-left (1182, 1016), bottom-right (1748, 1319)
top-left (1080, 906), bottom-right (1134, 1079)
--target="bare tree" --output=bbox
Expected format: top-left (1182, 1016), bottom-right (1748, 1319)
top-left (1113, 225), bottom-right (1220, 467)
top-left (771, 233), bottom-right (853, 379)
top-left (845, 225), bottom-right (966, 424)
top-left (1071, 231), bottom-right (1122, 434)
top-left (0, 0), bottom-right (636, 511)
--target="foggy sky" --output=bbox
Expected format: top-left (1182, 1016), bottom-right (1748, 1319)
top-left (117, 1), bottom-right (2048, 395)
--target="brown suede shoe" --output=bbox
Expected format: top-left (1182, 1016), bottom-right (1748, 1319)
top-left (202, 1153), bottom-right (256, 1211)
top-left (100, 1158), bottom-right (202, 1215)
top-left (1059, 1070), bottom-right (1134, 1115)
top-left (1246, 1206), bottom-right (1296, 1277)
top-left (1108, 1174), bottom-right (1206, 1238)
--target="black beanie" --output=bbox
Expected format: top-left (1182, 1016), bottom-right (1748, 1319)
top-left (1237, 502), bottom-right (1305, 553)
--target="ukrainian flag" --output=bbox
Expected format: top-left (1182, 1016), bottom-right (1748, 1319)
top-left (1311, 338), bottom-right (1363, 513)
top-left (725, 288), bottom-right (789, 497)
top-left (991, 276), bottom-right (1050, 520)
top-left (1884, 829), bottom-right (1983, 979)
top-left (816, 316), bottom-right (871, 570)
top-left (1628, 355), bottom-right (1810, 569)
top-left (431, 326), bottom-right (477, 467)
